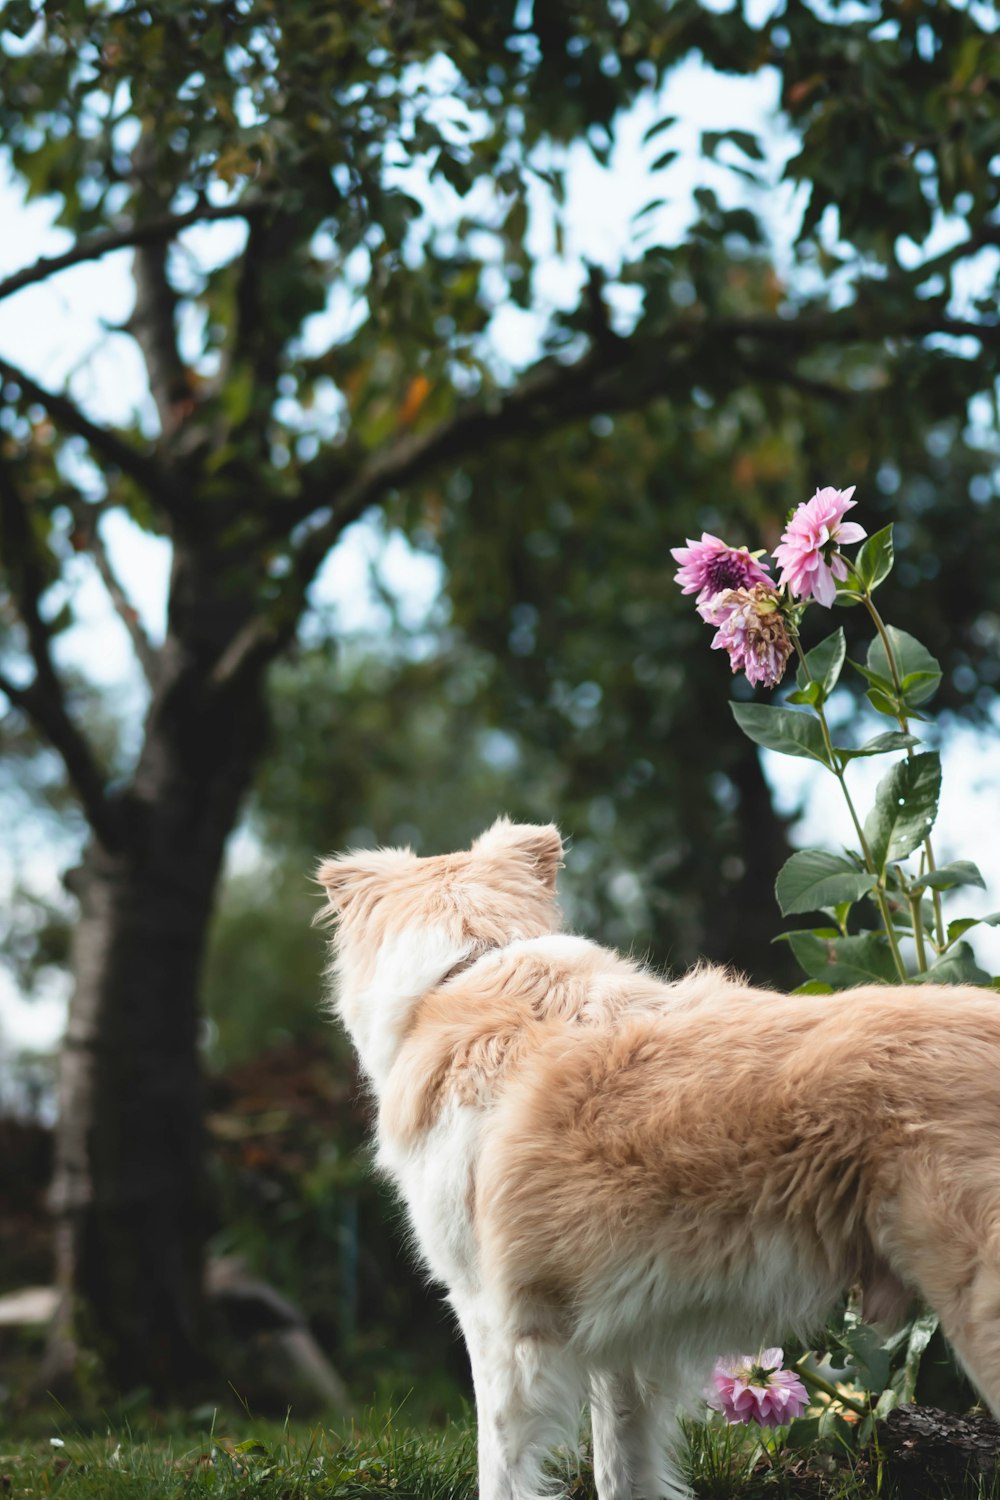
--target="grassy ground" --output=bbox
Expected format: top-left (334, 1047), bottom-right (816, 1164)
top-left (0, 1412), bottom-right (942, 1500)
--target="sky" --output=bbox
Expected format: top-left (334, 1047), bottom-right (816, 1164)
top-left (1, 39), bottom-right (998, 1061)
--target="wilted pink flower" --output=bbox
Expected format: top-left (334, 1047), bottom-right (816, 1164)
top-left (671, 534), bottom-right (773, 619)
top-left (704, 585), bottom-right (792, 689)
top-left (709, 1349), bottom-right (809, 1429)
top-left (772, 486), bottom-right (866, 607)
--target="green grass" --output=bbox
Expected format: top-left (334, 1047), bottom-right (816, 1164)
top-left (0, 1413), bottom-right (478, 1499)
top-left (1, 1411), bottom-right (997, 1499)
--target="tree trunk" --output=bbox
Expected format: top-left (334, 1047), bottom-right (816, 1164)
top-left (47, 548), bottom-right (270, 1396)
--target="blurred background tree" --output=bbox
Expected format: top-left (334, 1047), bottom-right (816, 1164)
top-left (0, 0), bottom-right (997, 1406)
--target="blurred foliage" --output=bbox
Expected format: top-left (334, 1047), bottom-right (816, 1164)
top-left (1, 0), bottom-right (996, 980)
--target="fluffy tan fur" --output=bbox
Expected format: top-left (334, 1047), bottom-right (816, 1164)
top-left (318, 819), bottom-right (1000, 1500)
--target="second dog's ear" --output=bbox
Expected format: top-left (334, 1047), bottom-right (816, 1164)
top-left (473, 818), bottom-right (564, 890)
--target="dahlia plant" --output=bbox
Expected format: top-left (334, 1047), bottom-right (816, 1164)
top-left (677, 489), bottom-right (999, 1447)
top-left (673, 487), bottom-right (1000, 994)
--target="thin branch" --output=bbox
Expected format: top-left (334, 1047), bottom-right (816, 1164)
top-left (0, 671), bottom-right (120, 846)
top-left (0, 356), bottom-right (176, 509)
top-left (0, 462), bottom-right (122, 848)
top-left (209, 614), bottom-right (281, 691)
top-left (71, 503), bottom-right (159, 683)
top-left (0, 201), bottom-right (263, 306)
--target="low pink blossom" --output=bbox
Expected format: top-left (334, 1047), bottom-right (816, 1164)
top-left (671, 534), bottom-right (773, 619)
top-left (772, 486), bottom-right (866, 607)
top-left (709, 1349), bottom-right (809, 1429)
top-left (704, 585), bottom-right (792, 689)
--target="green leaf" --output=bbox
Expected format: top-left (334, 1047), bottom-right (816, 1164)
top-left (784, 1416), bottom-right (822, 1450)
top-left (842, 1321), bottom-right (892, 1392)
top-left (651, 149), bottom-right (679, 172)
top-left (775, 849), bottom-right (876, 917)
top-left (730, 703), bottom-right (832, 764)
top-left (946, 913), bottom-right (1000, 943)
top-left (849, 658), bottom-right (896, 693)
top-left (913, 942), bottom-right (992, 986)
top-left (854, 524), bottom-right (894, 591)
top-left (795, 628), bottom-right (845, 702)
top-left (787, 683), bottom-right (821, 706)
top-left (899, 670), bottom-right (942, 708)
top-left (774, 929), bottom-right (839, 980)
top-left (866, 686), bottom-right (900, 718)
top-left (790, 979), bottom-right (835, 995)
top-left (916, 860), bottom-right (986, 893)
top-left (836, 731), bottom-right (920, 762)
top-left (867, 628), bottom-right (942, 708)
top-left (863, 752), bottom-right (941, 873)
top-left (643, 115), bottom-right (678, 144)
top-left (821, 932), bottom-right (899, 987)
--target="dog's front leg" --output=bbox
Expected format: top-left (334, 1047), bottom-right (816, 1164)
top-left (590, 1371), bottom-right (689, 1500)
top-left (456, 1298), bottom-right (583, 1500)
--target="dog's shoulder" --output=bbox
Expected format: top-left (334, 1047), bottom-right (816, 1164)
top-left (377, 934), bottom-right (658, 1147)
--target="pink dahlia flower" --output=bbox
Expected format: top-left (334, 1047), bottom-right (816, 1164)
top-left (671, 534), bottom-right (773, 620)
top-left (704, 584), bottom-right (792, 689)
top-left (709, 1349), bottom-right (809, 1429)
top-left (772, 486), bottom-right (866, 607)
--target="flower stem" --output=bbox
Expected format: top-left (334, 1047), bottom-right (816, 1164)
top-left (907, 890), bottom-right (929, 972)
top-left (789, 631), bottom-right (908, 982)
top-left (793, 1360), bottom-right (869, 1419)
top-left (858, 588), bottom-right (946, 952)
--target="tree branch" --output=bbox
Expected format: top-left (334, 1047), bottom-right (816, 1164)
top-left (0, 462), bottom-right (123, 848)
top-left (0, 356), bottom-right (177, 509)
top-left (70, 504), bottom-right (160, 684)
top-left (278, 302), bottom-right (996, 540)
top-left (212, 298), bottom-right (998, 685)
top-left (0, 201), bottom-right (263, 306)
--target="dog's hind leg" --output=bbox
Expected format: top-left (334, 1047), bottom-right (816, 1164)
top-left (590, 1371), bottom-right (690, 1500)
top-left (458, 1302), bottom-right (585, 1500)
top-left (935, 1258), bottom-right (1000, 1417)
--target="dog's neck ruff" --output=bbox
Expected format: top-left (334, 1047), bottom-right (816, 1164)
top-left (439, 942), bottom-right (499, 986)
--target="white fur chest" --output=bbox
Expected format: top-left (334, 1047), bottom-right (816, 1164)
top-left (376, 1098), bottom-right (484, 1296)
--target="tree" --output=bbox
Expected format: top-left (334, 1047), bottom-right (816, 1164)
top-left (0, 0), bottom-right (997, 1395)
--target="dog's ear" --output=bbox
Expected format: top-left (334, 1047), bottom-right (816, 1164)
top-left (314, 857), bottom-right (367, 918)
top-left (473, 818), bottom-right (564, 890)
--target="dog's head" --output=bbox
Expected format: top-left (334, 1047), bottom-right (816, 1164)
top-left (316, 818), bottom-right (563, 1082)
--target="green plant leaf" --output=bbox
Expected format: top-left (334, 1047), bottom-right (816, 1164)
top-left (842, 1321), bottom-right (892, 1392)
top-left (867, 628), bottom-right (942, 707)
top-left (774, 929), bottom-right (839, 979)
top-left (820, 932), bottom-right (899, 987)
top-left (775, 849), bottom-right (876, 917)
top-left (730, 702), bottom-right (831, 764)
top-left (849, 658), bottom-right (895, 693)
top-left (642, 114), bottom-right (678, 144)
top-left (946, 913), bottom-right (1000, 944)
top-left (854, 524), bottom-right (894, 591)
top-left (913, 942), bottom-right (992, 986)
top-left (790, 980), bottom-right (835, 995)
top-left (863, 752), bottom-right (941, 873)
top-left (795, 628), bottom-right (846, 703)
top-left (836, 731), bottom-right (920, 762)
top-left (866, 686), bottom-right (900, 718)
top-left (784, 1416), bottom-right (822, 1449)
top-left (777, 929), bottom-right (896, 987)
top-left (916, 860), bottom-right (986, 892)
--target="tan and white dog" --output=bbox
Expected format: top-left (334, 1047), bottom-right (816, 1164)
top-left (317, 818), bottom-right (1000, 1500)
